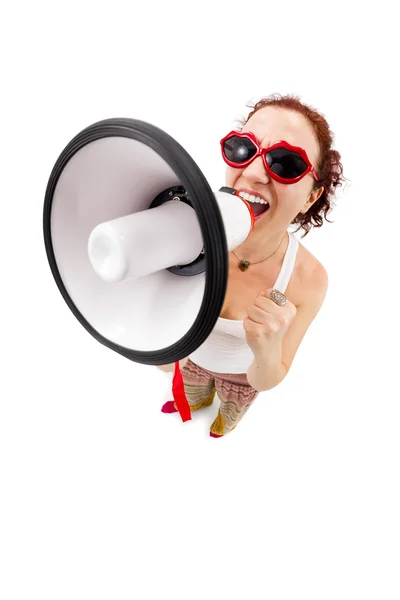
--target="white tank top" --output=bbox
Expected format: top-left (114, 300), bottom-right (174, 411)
top-left (189, 231), bottom-right (299, 374)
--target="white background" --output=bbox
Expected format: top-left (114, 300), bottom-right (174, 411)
top-left (1, 1), bottom-right (399, 599)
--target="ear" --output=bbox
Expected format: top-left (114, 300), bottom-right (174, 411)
top-left (300, 186), bottom-right (324, 214)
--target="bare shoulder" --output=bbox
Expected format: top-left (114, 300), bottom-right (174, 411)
top-left (295, 242), bottom-right (329, 309)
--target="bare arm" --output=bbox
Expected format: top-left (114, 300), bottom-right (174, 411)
top-left (247, 262), bottom-right (329, 391)
top-left (156, 357), bottom-right (189, 373)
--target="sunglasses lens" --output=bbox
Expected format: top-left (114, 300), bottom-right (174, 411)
top-left (267, 148), bottom-right (308, 179)
top-left (223, 135), bottom-right (257, 164)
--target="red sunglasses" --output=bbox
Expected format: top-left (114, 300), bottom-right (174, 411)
top-left (220, 130), bottom-right (319, 184)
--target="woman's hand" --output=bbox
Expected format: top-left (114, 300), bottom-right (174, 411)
top-left (243, 288), bottom-right (297, 354)
top-left (156, 357), bottom-right (189, 373)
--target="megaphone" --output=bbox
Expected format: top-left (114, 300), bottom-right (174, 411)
top-left (43, 118), bottom-right (255, 373)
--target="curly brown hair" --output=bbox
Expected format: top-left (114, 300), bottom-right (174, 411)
top-left (237, 93), bottom-right (348, 237)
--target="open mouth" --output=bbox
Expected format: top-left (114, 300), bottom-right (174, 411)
top-left (238, 190), bottom-right (270, 218)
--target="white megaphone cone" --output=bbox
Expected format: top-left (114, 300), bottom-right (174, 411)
top-left (43, 117), bottom-right (256, 368)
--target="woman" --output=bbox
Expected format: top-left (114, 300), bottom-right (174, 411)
top-left (158, 93), bottom-right (345, 438)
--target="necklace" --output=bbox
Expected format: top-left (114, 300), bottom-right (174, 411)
top-left (232, 233), bottom-right (287, 272)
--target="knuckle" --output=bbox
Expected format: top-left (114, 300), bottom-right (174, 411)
top-left (277, 314), bottom-right (287, 327)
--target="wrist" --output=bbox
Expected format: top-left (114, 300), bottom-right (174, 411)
top-left (252, 338), bottom-right (282, 363)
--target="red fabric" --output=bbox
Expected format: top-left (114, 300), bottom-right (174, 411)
top-left (161, 400), bottom-right (178, 413)
top-left (172, 361), bottom-right (192, 422)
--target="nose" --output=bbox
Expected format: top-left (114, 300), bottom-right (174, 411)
top-left (242, 155), bottom-right (270, 185)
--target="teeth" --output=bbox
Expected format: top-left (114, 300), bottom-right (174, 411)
top-left (239, 191), bottom-right (269, 206)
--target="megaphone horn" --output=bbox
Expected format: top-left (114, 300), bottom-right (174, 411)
top-left (43, 118), bottom-right (255, 367)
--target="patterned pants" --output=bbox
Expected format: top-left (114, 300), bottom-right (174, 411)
top-left (179, 358), bottom-right (259, 436)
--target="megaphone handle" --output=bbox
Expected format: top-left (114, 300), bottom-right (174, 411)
top-left (172, 361), bottom-right (192, 423)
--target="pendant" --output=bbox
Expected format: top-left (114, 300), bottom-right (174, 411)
top-left (239, 261), bottom-right (249, 272)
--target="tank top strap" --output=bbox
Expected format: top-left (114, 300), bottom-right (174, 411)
top-left (273, 232), bottom-right (299, 294)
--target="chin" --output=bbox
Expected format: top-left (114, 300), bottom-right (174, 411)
top-left (256, 214), bottom-right (288, 235)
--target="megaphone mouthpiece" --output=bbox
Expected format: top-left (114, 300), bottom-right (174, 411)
top-left (87, 187), bottom-right (254, 283)
top-left (88, 200), bottom-right (204, 282)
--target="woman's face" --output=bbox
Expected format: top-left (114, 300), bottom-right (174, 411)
top-left (225, 106), bottom-right (323, 233)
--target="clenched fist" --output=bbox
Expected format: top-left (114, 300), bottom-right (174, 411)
top-left (243, 288), bottom-right (297, 354)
